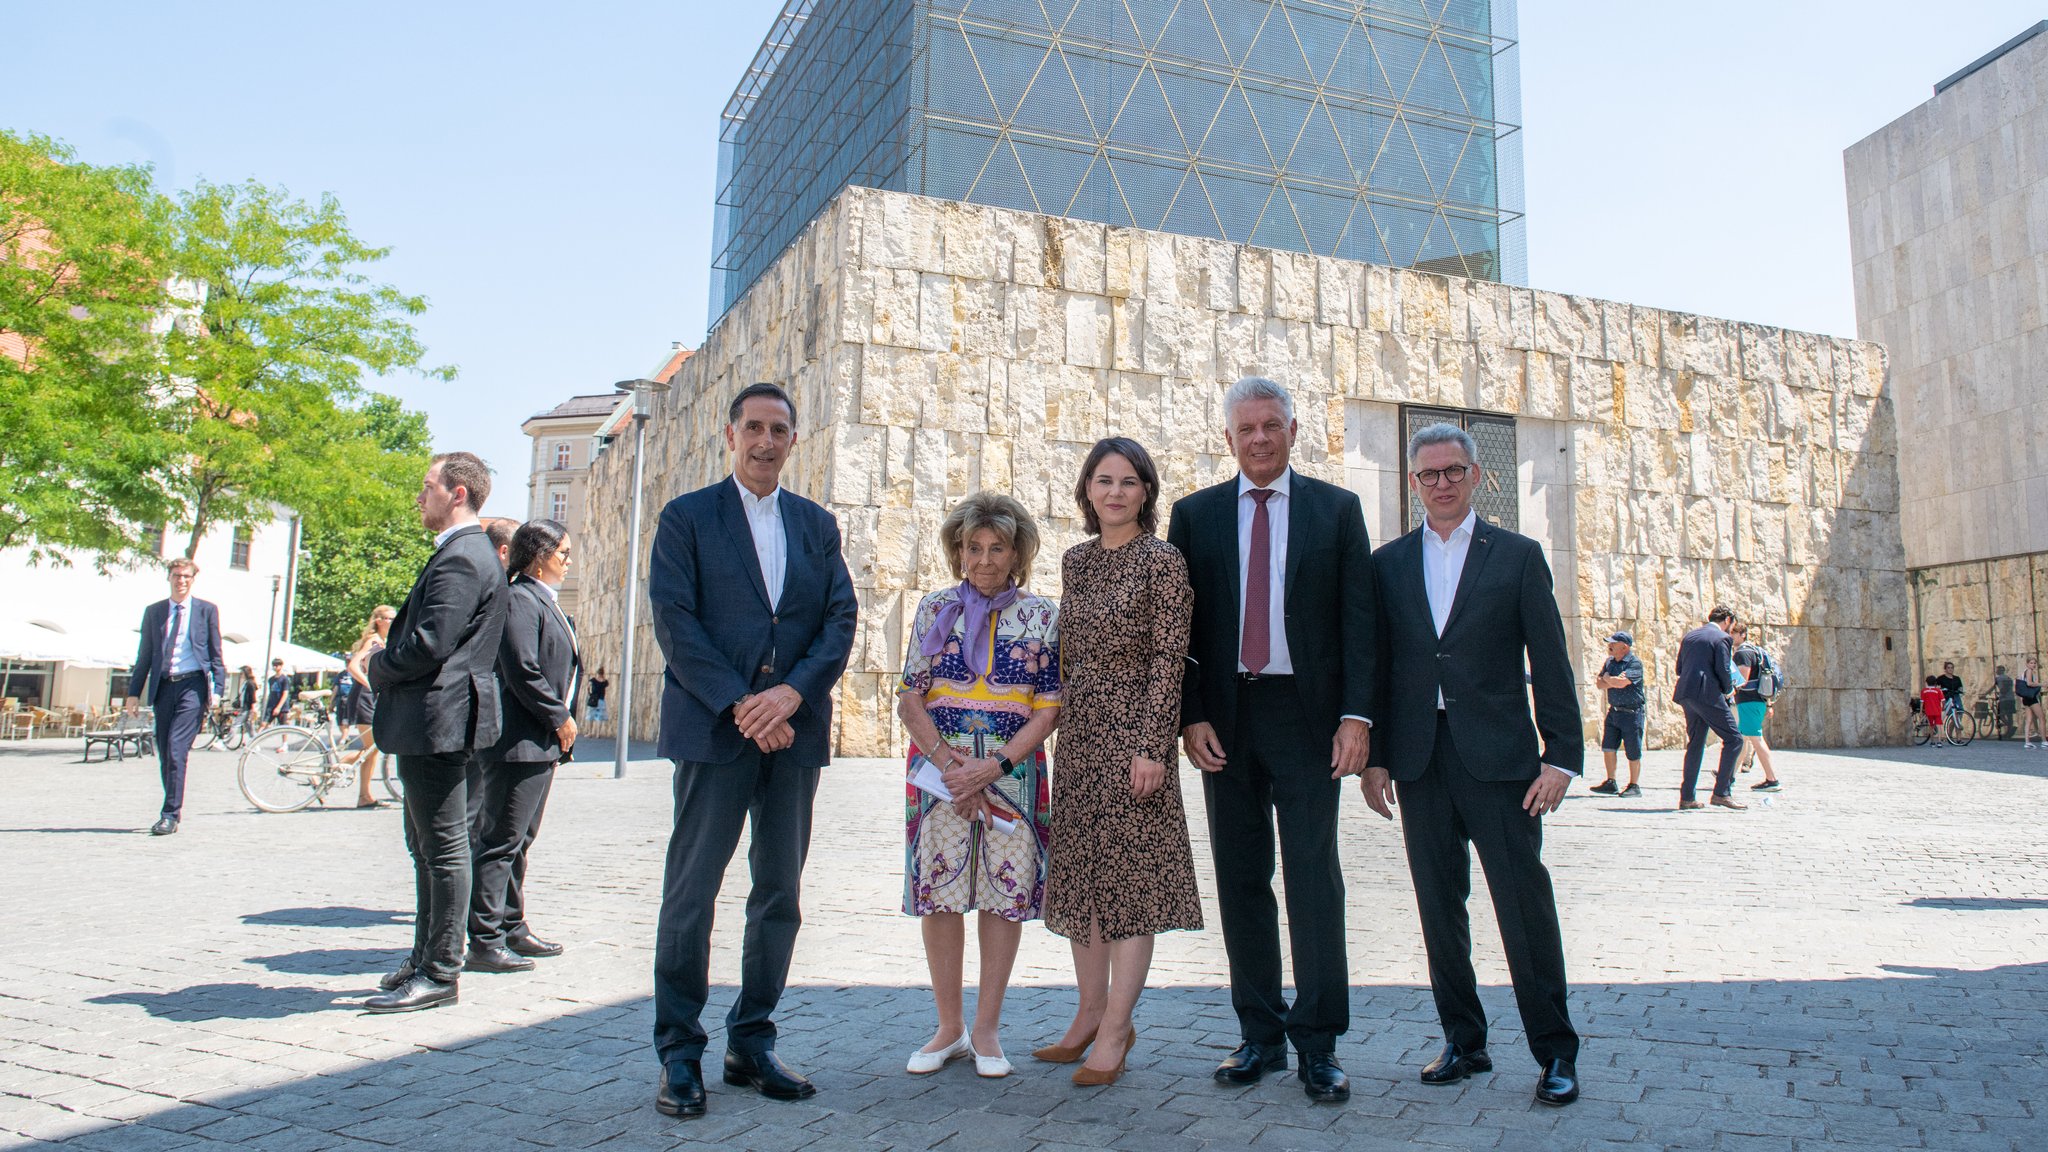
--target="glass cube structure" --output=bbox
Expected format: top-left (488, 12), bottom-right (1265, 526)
top-left (710, 0), bottom-right (1524, 323)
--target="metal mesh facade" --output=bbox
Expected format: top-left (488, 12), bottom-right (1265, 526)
top-left (1401, 404), bottom-right (1517, 533)
top-left (711, 0), bottom-right (1524, 322)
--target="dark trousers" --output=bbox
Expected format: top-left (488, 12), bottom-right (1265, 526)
top-left (398, 752), bottom-right (473, 984)
top-left (652, 749), bottom-right (819, 1067)
top-left (1198, 677), bottom-right (1348, 1055)
top-left (469, 760), bottom-right (556, 947)
top-left (152, 676), bottom-right (208, 820)
top-left (1395, 714), bottom-right (1578, 1067)
top-left (1679, 697), bottom-right (1742, 801)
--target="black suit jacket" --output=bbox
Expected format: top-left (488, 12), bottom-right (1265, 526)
top-left (1165, 470), bottom-right (1377, 753)
top-left (128, 597), bottom-right (227, 702)
top-left (1671, 623), bottom-right (1735, 708)
top-left (368, 524), bottom-right (509, 756)
top-left (490, 575), bottom-right (581, 763)
top-left (648, 478), bottom-right (858, 767)
top-left (1370, 517), bottom-right (1583, 781)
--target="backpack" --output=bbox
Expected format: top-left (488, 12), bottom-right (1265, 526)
top-left (1749, 646), bottom-right (1783, 699)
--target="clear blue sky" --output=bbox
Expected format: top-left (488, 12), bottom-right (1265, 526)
top-left (5, 1), bottom-right (2041, 516)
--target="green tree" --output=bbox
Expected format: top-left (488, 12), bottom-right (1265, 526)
top-left (291, 393), bottom-right (437, 653)
top-left (161, 178), bottom-right (453, 559)
top-left (0, 129), bottom-right (178, 563)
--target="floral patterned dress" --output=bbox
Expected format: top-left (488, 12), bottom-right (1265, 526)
top-left (898, 587), bottom-right (1061, 920)
top-left (1043, 534), bottom-right (1202, 941)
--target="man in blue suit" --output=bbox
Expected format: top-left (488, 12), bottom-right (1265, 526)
top-left (1673, 605), bottom-right (1745, 811)
top-left (125, 557), bottom-right (228, 835)
top-left (648, 382), bottom-right (857, 1120)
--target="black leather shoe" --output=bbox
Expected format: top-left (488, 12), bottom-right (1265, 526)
top-left (1214, 1041), bottom-right (1288, 1084)
top-left (505, 930), bottom-right (563, 958)
top-left (363, 973), bottom-right (457, 1013)
top-left (655, 1061), bottom-right (706, 1118)
top-left (1299, 1052), bottom-right (1350, 1102)
top-left (722, 1049), bottom-right (817, 1100)
top-left (150, 817), bottom-right (178, 836)
top-left (376, 958), bottom-right (417, 992)
top-left (1536, 1058), bottom-right (1579, 1106)
top-left (464, 944), bottom-right (536, 973)
top-left (1420, 1042), bottom-right (1492, 1084)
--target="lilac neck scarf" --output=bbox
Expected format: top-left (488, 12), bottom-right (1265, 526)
top-left (921, 581), bottom-right (1019, 680)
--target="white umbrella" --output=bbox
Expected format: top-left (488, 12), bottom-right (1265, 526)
top-left (225, 637), bottom-right (344, 674)
top-left (0, 619), bottom-right (136, 667)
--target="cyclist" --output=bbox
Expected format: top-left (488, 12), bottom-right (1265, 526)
top-left (1935, 661), bottom-right (1965, 718)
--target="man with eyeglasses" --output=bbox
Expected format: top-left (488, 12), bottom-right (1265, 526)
top-left (1360, 422), bottom-right (1584, 1108)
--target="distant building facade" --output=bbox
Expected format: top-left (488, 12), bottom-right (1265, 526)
top-left (521, 394), bottom-right (629, 617)
top-left (1846, 22), bottom-right (2048, 716)
top-left (710, 0), bottom-right (1525, 320)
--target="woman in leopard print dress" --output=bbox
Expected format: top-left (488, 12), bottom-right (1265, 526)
top-left (1039, 437), bottom-right (1200, 1086)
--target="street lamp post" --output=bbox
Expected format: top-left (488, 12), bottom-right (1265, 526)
top-left (263, 575), bottom-right (282, 673)
top-left (612, 377), bottom-right (671, 779)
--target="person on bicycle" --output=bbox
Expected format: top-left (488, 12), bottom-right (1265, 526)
top-left (1921, 676), bottom-right (1948, 747)
top-left (1935, 662), bottom-right (1965, 714)
top-left (342, 606), bottom-right (396, 808)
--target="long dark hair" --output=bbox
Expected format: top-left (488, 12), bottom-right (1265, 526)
top-left (1074, 436), bottom-right (1161, 535)
top-left (507, 519), bottom-right (567, 580)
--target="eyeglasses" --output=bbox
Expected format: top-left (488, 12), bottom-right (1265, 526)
top-left (1414, 464), bottom-right (1472, 487)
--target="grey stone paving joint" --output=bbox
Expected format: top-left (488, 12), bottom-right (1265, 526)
top-left (1, 739), bottom-right (2044, 1150)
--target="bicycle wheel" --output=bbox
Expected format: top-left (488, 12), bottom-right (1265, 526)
top-left (238, 726), bottom-right (334, 812)
top-left (1912, 715), bottom-right (1932, 745)
top-left (381, 756), bottom-right (404, 802)
top-left (1949, 713), bottom-right (1976, 747)
top-left (221, 717), bottom-right (249, 751)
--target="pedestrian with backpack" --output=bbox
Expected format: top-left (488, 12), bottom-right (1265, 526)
top-left (1731, 621), bottom-right (1781, 792)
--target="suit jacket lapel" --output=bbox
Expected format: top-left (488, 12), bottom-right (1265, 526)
top-left (1282, 476), bottom-right (1308, 599)
top-left (1440, 518), bottom-right (1495, 640)
top-left (1405, 534), bottom-right (1436, 639)
top-left (1212, 484), bottom-right (1240, 646)
top-left (717, 481), bottom-right (773, 611)
top-left (777, 498), bottom-right (803, 613)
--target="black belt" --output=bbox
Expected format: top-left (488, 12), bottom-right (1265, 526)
top-left (1236, 672), bottom-right (1293, 682)
top-left (164, 670), bottom-right (205, 684)
top-left (1607, 705), bottom-right (1642, 714)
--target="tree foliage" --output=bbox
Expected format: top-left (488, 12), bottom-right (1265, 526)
top-left (162, 179), bottom-right (453, 558)
top-left (291, 394), bottom-right (436, 653)
top-left (0, 129), bottom-right (179, 563)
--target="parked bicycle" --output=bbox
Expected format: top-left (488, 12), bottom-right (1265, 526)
top-left (236, 704), bottom-right (401, 812)
top-left (1909, 697), bottom-right (1977, 746)
top-left (195, 705), bottom-right (254, 752)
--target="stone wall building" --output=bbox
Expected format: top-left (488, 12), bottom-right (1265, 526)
top-left (1846, 22), bottom-right (2048, 725)
top-left (579, 186), bottom-right (1905, 755)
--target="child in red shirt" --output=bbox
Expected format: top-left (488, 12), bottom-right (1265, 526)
top-left (1921, 677), bottom-right (1947, 745)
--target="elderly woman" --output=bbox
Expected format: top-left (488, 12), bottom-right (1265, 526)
top-left (897, 492), bottom-right (1061, 1080)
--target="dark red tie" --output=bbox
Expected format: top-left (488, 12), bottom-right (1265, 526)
top-left (1242, 489), bottom-right (1274, 673)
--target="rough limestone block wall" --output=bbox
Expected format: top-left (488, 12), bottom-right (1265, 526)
top-left (580, 186), bottom-right (1906, 754)
top-left (1908, 556), bottom-right (2048, 719)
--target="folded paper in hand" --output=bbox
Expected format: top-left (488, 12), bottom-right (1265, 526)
top-left (908, 755), bottom-right (1019, 834)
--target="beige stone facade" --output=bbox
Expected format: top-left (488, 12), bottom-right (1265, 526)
top-left (1846, 25), bottom-right (2048, 711)
top-left (579, 186), bottom-right (1905, 754)
top-left (521, 394), bottom-right (627, 618)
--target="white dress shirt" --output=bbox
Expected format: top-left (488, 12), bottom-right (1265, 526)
top-left (164, 595), bottom-right (199, 676)
top-left (1235, 469), bottom-right (1293, 675)
top-left (434, 521), bottom-right (471, 549)
top-left (1422, 509), bottom-right (1476, 710)
top-left (734, 475), bottom-right (786, 608)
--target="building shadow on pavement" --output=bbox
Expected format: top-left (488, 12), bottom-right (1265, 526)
top-left (1799, 742), bottom-right (2048, 779)
top-left (1905, 897), bottom-right (2048, 911)
top-left (29, 961), bottom-right (2048, 1151)
top-left (0, 826), bottom-right (148, 835)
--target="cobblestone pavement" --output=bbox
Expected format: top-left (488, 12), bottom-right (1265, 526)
top-left (2, 734), bottom-right (2044, 1151)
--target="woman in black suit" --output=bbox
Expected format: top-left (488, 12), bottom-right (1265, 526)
top-left (466, 519), bottom-right (579, 973)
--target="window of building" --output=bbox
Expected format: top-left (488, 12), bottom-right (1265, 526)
top-left (230, 525), bottom-right (253, 570)
top-left (554, 442), bottom-right (572, 470)
top-left (1400, 406), bottom-right (1519, 534)
top-left (151, 524), bottom-right (167, 556)
top-left (550, 490), bottom-right (568, 521)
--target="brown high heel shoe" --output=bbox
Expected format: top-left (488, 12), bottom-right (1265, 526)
top-left (1071, 1027), bottom-right (1137, 1086)
top-left (1033, 1025), bottom-right (1099, 1064)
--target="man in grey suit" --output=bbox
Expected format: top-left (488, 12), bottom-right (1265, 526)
top-left (1673, 606), bottom-right (1746, 811)
top-left (125, 557), bottom-right (228, 836)
top-left (647, 383), bottom-right (857, 1119)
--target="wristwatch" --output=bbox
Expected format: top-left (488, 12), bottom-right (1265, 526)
top-left (996, 754), bottom-right (1015, 776)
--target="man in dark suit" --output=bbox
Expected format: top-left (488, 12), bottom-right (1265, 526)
top-left (1361, 422), bottom-right (1584, 1107)
top-left (364, 451), bottom-right (509, 1013)
top-left (1166, 376), bottom-right (1376, 1103)
top-left (1673, 606), bottom-right (1746, 811)
top-left (647, 382), bottom-right (857, 1119)
top-left (125, 557), bottom-right (228, 835)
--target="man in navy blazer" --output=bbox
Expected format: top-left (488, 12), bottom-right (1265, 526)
top-left (1361, 423), bottom-right (1584, 1107)
top-left (647, 382), bottom-right (857, 1120)
top-left (1673, 606), bottom-right (1745, 811)
top-left (125, 556), bottom-right (228, 835)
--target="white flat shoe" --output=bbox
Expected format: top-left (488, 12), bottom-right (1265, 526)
top-left (973, 1040), bottom-right (1011, 1079)
top-left (906, 1032), bottom-right (971, 1074)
